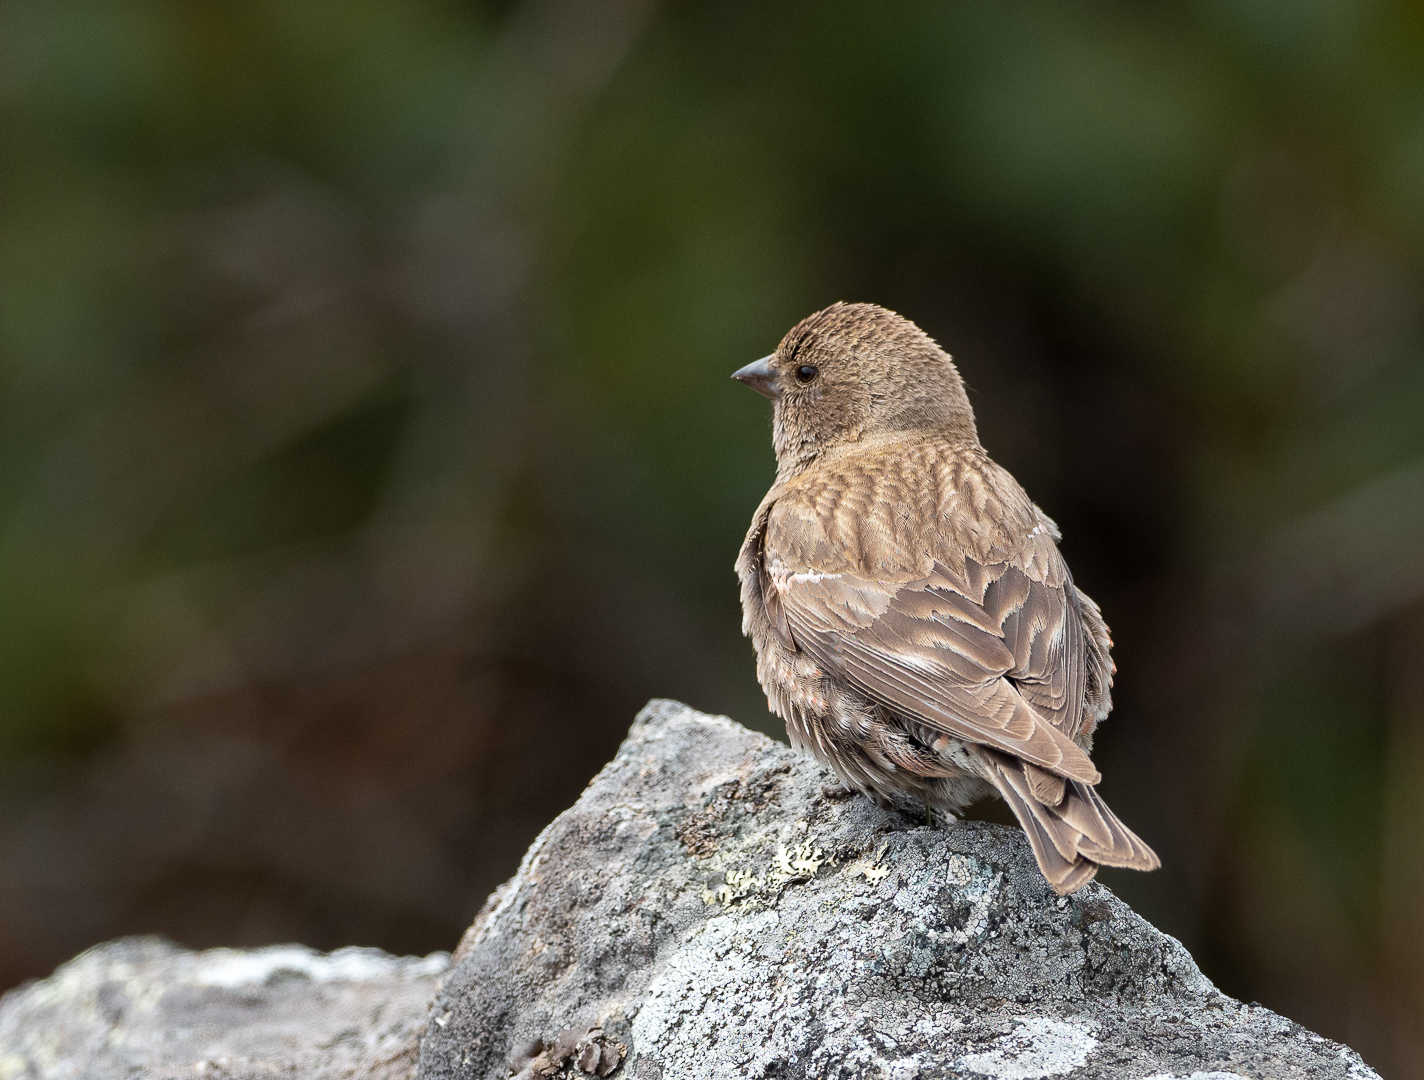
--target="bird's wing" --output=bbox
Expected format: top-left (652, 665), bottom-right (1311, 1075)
top-left (765, 498), bottom-right (1099, 784)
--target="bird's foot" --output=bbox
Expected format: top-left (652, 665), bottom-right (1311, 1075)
top-left (820, 780), bottom-right (857, 802)
top-left (920, 800), bottom-right (957, 828)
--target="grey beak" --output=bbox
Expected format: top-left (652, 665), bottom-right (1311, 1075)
top-left (732, 355), bottom-right (780, 399)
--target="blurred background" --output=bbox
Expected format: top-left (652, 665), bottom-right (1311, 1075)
top-left (0, 0), bottom-right (1422, 1072)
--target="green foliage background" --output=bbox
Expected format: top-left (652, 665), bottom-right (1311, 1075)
top-left (2, 0), bottom-right (1423, 1071)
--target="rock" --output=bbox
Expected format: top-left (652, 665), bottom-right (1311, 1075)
top-left (0, 936), bottom-right (448, 1079)
top-left (0, 701), bottom-right (1384, 1080)
top-left (418, 700), bottom-right (1380, 1080)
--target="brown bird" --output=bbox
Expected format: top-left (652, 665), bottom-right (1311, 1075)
top-left (733, 302), bottom-right (1159, 894)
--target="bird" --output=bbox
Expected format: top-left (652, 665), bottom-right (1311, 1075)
top-left (732, 301), bottom-right (1159, 894)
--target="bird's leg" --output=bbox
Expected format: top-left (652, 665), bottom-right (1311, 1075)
top-left (923, 797), bottom-right (933, 828)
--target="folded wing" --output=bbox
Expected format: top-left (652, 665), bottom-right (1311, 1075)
top-left (770, 554), bottom-right (1100, 783)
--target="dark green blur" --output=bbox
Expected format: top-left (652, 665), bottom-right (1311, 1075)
top-left (1, 0), bottom-right (1421, 1071)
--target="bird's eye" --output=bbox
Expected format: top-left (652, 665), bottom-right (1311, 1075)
top-left (795, 365), bottom-right (819, 384)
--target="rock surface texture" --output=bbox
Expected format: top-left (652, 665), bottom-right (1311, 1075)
top-left (0, 936), bottom-right (447, 1079)
top-left (0, 701), bottom-right (1384, 1080)
top-left (419, 700), bottom-right (1380, 1080)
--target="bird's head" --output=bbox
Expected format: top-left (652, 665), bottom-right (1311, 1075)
top-left (733, 302), bottom-right (978, 474)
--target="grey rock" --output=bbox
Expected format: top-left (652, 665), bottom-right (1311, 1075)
top-left (0, 936), bottom-right (448, 1080)
top-left (418, 700), bottom-right (1380, 1080)
top-left (0, 702), bottom-right (1383, 1080)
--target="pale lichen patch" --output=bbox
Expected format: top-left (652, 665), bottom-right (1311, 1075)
top-left (846, 844), bottom-right (892, 884)
top-left (703, 867), bottom-right (762, 908)
top-left (701, 837), bottom-right (827, 908)
top-left (955, 1017), bottom-right (1098, 1079)
top-left (770, 841), bottom-right (825, 882)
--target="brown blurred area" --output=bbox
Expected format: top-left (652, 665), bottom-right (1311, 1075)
top-left (1, 0), bottom-right (1423, 1074)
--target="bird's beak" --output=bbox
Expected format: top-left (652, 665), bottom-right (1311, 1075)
top-left (732, 355), bottom-right (780, 399)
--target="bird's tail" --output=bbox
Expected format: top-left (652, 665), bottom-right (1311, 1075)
top-left (974, 747), bottom-right (1160, 895)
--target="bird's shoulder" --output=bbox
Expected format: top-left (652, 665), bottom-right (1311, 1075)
top-left (766, 435), bottom-right (1064, 585)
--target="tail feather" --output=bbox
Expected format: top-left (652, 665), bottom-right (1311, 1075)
top-left (1022, 762), bottom-right (1066, 807)
top-left (977, 749), bottom-right (1160, 896)
top-left (1053, 780), bottom-right (1115, 851)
